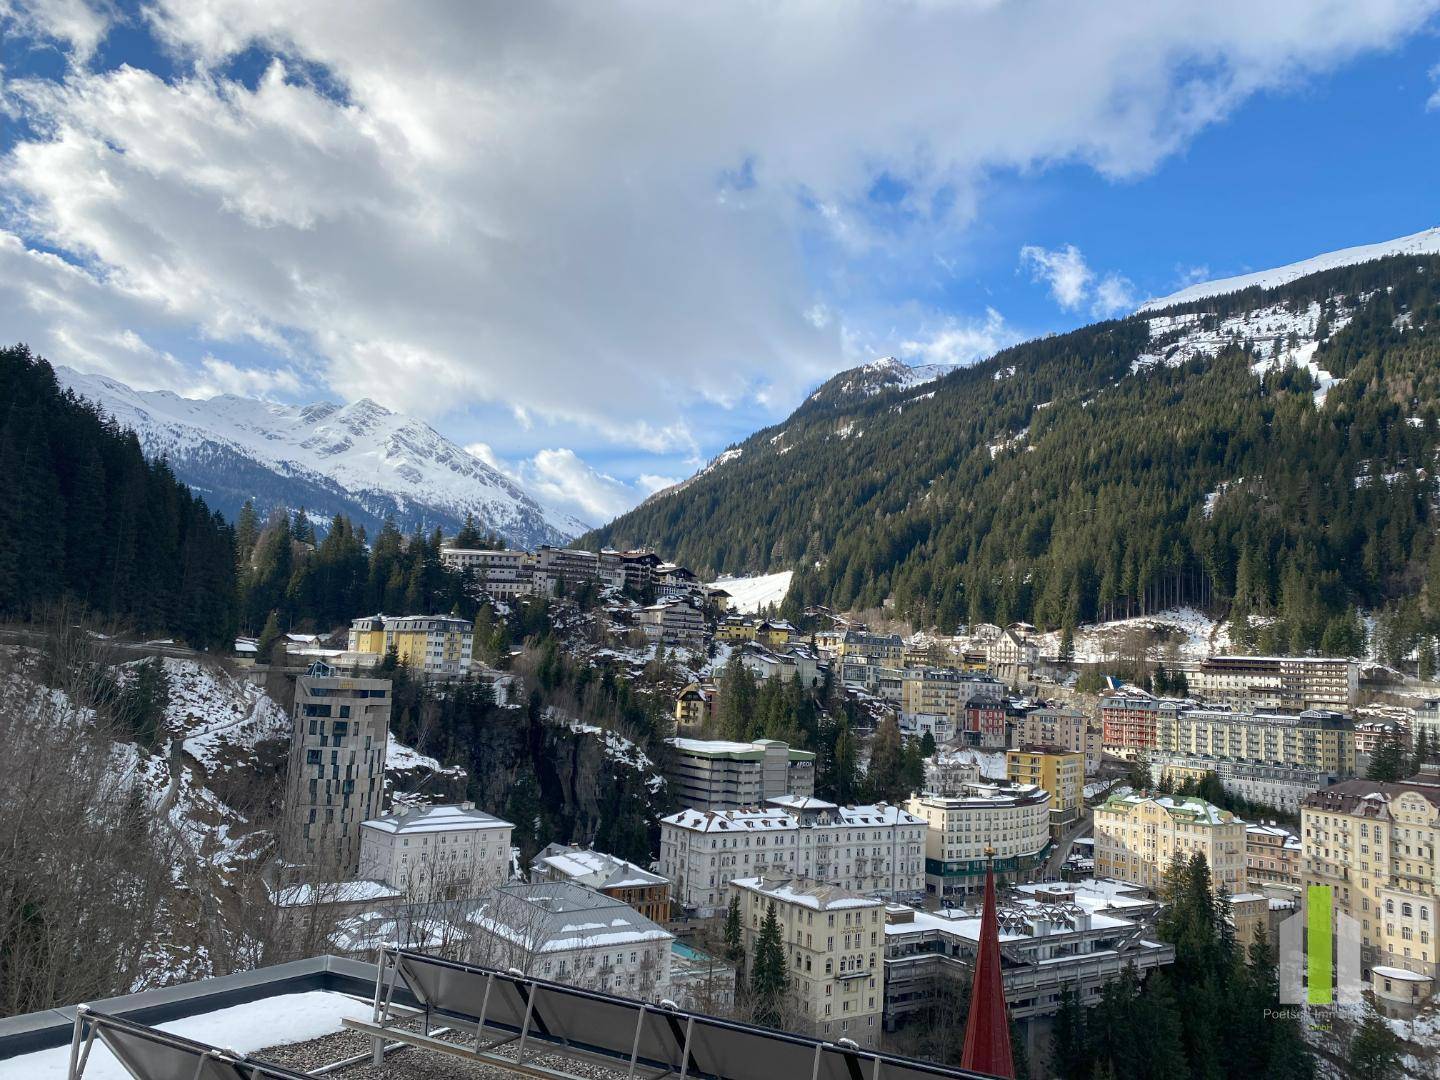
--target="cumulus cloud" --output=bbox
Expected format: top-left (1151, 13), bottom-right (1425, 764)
top-left (1020, 245), bottom-right (1094, 310)
top-left (898, 308), bottom-right (1020, 367)
top-left (466, 442), bottom-right (655, 526)
top-left (1428, 61), bottom-right (1440, 110)
top-left (0, 0), bottom-right (1435, 472)
top-left (1020, 244), bottom-right (1138, 317)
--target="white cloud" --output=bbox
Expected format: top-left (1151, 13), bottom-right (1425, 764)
top-left (1092, 273), bottom-right (1137, 317)
top-left (898, 307), bottom-right (1019, 366)
top-left (465, 441), bottom-right (654, 525)
top-left (1428, 61), bottom-right (1440, 110)
top-left (1020, 244), bottom-right (1093, 310)
top-left (0, 0), bottom-right (1434, 465)
top-left (1020, 244), bottom-right (1138, 317)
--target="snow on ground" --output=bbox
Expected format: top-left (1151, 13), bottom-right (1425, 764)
top-left (1132, 299), bottom-right (1351, 406)
top-left (1140, 225), bottom-right (1440, 310)
top-left (934, 748), bottom-right (1008, 780)
top-left (563, 714), bottom-right (666, 793)
top-left (387, 737), bottom-right (466, 778)
top-left (170, 659), bottom-right (289, 771)
top-left (711, 570), bottom-right (794, 613)
top-left (1029, 606), bottom-right (1230, 665)
top-left (3, 991), bottom-right (374, 1080)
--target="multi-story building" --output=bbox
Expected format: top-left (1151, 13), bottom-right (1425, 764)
top-left (347, 614), bottom-right (474, 677)
top-left (1246, 823), bottom-right (1302, 889)
top-left (673, 682), bottom-right (718, 733)
top-left (654, 563), bottom-right (699, 599)
top-left (1093, 793), bottom-right (1246, 894)
top-left (987, 625), bottom-right (1038, 686)
top-left (1099, 690), bottom-right (1164, 757)
top-left (664, 737), bottom-right (816, 811)
top-left (530, 843), bottom-right (671, 922)
top-left (1414, 699), bottom-right (1440, 748)
top-left (1153, 705), bottom-right (1356, 777)
top-left (1014, 704), bottom-right (1103, 774)
top-left (534, 546), bottom-right (601, 592)
top-left (905, 783), bottom-right (1052, 897)
top-left (882, 890), bottom-right (1173, 1043)
top-left (658, 800), bottom-right (925, 912)
top-left (358, 802), bottom-right (513, 898)
top-left (1150, 754), bottom-right (1333, 814)
top-left (467, 882), bottom-right (673, 1000)
top-left (729, 875), bottom-right (885, 1043)
top-left (1302, 772), bottom-right (1440, 979)
top-left (1355, 719), bottom-right (1412, 756)
top-left (637, 599), bottom-right (707, 650)
top-left (1007, 745), bottom-right (1085, 839)
top-left (1192, 654), bottom-right (1359, 711)
top-left (736, 641), bottom-right (823, 687)
top-left (604, 549), bottom-right (662, 591)
top-left (439, 546), bottom-right (537, 599)
top-left (899, 669), bottom-right (1005, 745)
top-left (283, 664), bottom-right (392, 877)
top-left (964, 694), bottom-right (1009, 749)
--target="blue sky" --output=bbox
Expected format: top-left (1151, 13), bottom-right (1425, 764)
top-left (2, 1), bottom-right (1439, 528)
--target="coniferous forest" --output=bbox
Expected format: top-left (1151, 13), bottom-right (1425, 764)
top-left (593, 255), bottom-right (1440, 659)
top-left (0, 346), bottom-right (237, 648)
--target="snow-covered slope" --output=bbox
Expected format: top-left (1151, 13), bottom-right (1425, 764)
top-left (710, 570), bottom-right (794, 613)
top-left (57, 366), bottom-right (587, 546)
top-left (1140, 225), bottom-right (1440, 311)
top-left (807, 356), bottom-right (951, 405)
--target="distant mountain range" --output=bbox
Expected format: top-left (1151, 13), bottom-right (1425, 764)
top-left (57, 367), bottom-right (587, 547)
top-left (591, 229), bottom-right (1440, 653)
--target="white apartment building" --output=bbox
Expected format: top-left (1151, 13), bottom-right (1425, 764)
top-left (730, 875), bottom-right (885, 1043)
top-left (439, 546), bottom-right (538, 599)
top-left (1149, 754), bottom-right (1333, 814)
top-left (1191, 655), bottom-right (1359, 711)
top-left (1094, 792), bottom-right (1246, 894)
top-left (1154, 705), bottom-right (1356, 777)
top-left (467, 882), bottom-right (673, 1000)
top-left (358, 802), bottom-right (514, 899)
top-left (905, 783), bottom-right (1052, 897)
top-left (658, 800), bottom-right (925, 913)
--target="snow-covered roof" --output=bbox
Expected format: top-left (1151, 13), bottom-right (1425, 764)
top-left (662, 808), bottom-right (798, 832)
top-left (533, 844), bottom-right (667, 890)
top-left (470, 882), bottom-right (672, 953)
top-left (731, 876), bottom-right (882, 911)
top-left (362, 803), bottom-right (513, 835)
top-left (271, 878), bottom-right (402, 908)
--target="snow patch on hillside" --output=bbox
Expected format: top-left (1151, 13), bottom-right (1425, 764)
top-left (1140, 226), bottom-right (1440, 310)
top-left (711, 570), bottom-right (794, 613)
top-left (1029, 607), bottom-right (1231, 665)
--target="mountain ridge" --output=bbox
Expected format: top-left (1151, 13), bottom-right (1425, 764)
top-left (56, 367), bottom-right (587, 547)
top-left (588, 246), bottom-right (1440, 660)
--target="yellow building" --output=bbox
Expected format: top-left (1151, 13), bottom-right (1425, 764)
top-left (1303, 775), bottom-right (1440, 979)
top-left (729, 875), bottom-right (885, 1044)
top-left (715, 617), bottom-right (757, 642)
top-left (1007, 744), bottom-right (1085, 839)
top-left (1094, 793), bottom-right (1246, 894)
top-left (756, 619), bottom-right (798, 646)
top-left (347, 614), bottom-right (474, 677)
top-left (1155, 706), bottom-right (1355, 776)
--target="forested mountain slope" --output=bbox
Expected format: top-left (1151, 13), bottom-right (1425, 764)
top-left (591, 255), bottom-right (1440, 655)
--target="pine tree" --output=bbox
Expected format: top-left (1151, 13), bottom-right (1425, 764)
top-left (749, 901), bottom-right (789, 1028)
top-left (1366, 731), bottom-right (1407, 782)
top-left (1345, 1007), bottom-right (1403, 1080)
top-left (256, 610), bottom-right (283, 663)
top-left (723, 894), bottom-right (744, 962)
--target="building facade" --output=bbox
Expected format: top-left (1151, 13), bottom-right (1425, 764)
top-left (1014, 705), bottom-right (1103, 774)
top-left (664, 737), bottom-right (816, 811)
top-left (347, 614), bottom-right (474, 676)
top-left (905, 784), bottom-right (1052, 897)
top-left (467, 882), bottom-right (673, 1000)
top-left (358, 803), bottom-right (513, 898)
top-left (730, 875), bottom-right (885, 1043)
top-left (658, 800), bottom-right (925, 912)
top-left (284, 666), bottom-right (392, 877)
top-left (1150, 754), bottom-right (1333, 814)
top-left (1302, 774), bottom-right (1440, 979)
top-left (638, 599), bottom-right (707, 651)
top-left (1154, 705), bottom-right (1355, 777)
top-left (530, 844), bottom-right (671, 922)
top-left (1191, 655), bottom-right (1359, 711)
top-left (1093, 793), bottom-right (1246, 894)
top-left (1246, 823), bottom-right (1302, 889)
top-left (1007, 745), bottom-right (1085, 839)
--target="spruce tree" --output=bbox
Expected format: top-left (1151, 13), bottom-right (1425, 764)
top-left (749, 901), bottom-right (789, 1028)
top-left (1345, 1008), bottom-right (1403, 1080)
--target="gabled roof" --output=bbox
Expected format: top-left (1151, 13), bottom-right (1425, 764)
top-left (532, 844), bottom-right (668, 890)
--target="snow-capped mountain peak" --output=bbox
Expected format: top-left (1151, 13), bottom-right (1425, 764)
top-left (55, 366), bottom-right (588, 546)
top-left (1140, 225), bottom-right (1440, 311)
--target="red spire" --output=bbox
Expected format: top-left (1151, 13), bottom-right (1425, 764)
top-left (960, 855), bottom-right (1014, 1079)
